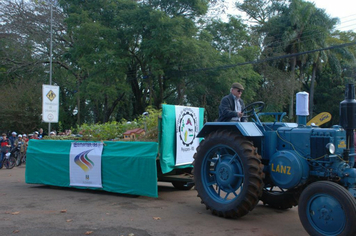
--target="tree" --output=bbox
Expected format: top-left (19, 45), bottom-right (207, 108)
top-left (60, 0), bottom-right (217, 122)
top-left (241, 0), bottom-right (338, 120)
top-left (1, 0), bottom-right (352, 132)
top-left (313, 31), bottom-right (356, 124)
top-left (195, 16), bottom-right (261, 120)
top-left (0, 1), bottom-right (53, 133)
top-left (293, 5), bottom-right (338, 118)
top-left (0, 0), bottom-right (84, 132)
top-left (236, 0), bottom-right (287, 25)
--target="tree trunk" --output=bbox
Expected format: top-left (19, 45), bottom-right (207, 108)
top-left (299, 62), bottom-right (304, 82)
top-left (128, 67), bottom-right (144, 115)
top-left (76, 75), bottom-right (81, 126)
top-left (289, 56), bottom-right (296, 121)
top-left (104, 92), bottom-right (125, 122)
top-left (154, 75), bottom-right (164, 109)
top-left (309, 62), bottom-right (317, 119)
top-left (177, 81), bottom-right (185, 105)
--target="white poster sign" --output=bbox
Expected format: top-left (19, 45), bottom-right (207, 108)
top-left (70, 142), bottom-right (104, 188)
top-left (175, 106), bottom-right (200, 166)
top-left (42, 84), bottom-right (59, 123)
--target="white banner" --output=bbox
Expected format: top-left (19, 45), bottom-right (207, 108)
top-left (175, 106), bottom-right (200, 166)
top-left (42, 84), bottom-right (59, 123)
top-left (69, 142), bottom-right (104, 188)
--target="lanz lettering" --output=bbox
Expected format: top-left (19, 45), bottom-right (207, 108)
top-left (271, 163), bottom-right (291, 175)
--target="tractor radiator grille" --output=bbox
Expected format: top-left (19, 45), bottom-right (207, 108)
top-left (310, 136), bottom-right (331, 159)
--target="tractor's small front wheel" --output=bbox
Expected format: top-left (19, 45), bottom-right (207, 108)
top-left (298, 181), bottom-right (356, 236)
top-left (193, 130), bottom-right (264, 218)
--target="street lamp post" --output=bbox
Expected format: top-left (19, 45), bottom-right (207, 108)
top-left (48, 2), bottom-right (53, 134)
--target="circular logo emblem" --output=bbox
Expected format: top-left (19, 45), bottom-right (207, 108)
top-left (47, 114), bottom-right (54, 121)
top-left (176, 108), bottom-right (198, 147)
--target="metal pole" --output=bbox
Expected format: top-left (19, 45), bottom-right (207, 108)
top-left (48, 3), bottom-right (53, 134)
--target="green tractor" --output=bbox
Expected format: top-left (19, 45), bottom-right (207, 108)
top-left (193, 84), bottom-right (356, 236)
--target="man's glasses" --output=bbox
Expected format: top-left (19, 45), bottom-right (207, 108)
top-left (236, 89), bottom-right (243, 93)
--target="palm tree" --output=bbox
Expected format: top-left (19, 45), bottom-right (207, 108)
top-left (299, 7), bottom-right (338, 118)
top-left (259, 0), bottom-right (337, 119)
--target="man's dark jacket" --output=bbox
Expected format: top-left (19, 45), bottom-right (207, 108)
top-left (9, 136), bottom-right (17, 149)
top-left (218, 94), bottom-right (247, 122)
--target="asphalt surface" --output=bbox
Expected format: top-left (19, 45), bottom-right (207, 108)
top-left (0, 165), bottom-right (308, 236)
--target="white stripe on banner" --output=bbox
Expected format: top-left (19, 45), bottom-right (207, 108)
top-left (175, 106), bottom-right (200, 166)
top-left (69, 142), bottom-right (104, 188)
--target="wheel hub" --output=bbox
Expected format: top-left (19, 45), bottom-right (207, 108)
top-left (319, 207), bottom-right (332, 221)
top-left (215, 156), bottom-right (243, 191)
top-left (218, 167), bottom-right (229, 180)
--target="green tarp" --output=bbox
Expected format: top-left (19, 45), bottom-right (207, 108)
top-left (26, 140), bottom-right (158, 197)
top-left (25, 105), bottom-right (204, 197)
top-left (160, 104), bottom-right (204, 174)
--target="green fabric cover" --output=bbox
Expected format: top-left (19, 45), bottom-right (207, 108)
top-left (25, 140), bottom-right (158, 197)
top-left (160, 104), bottom-right (204, 174)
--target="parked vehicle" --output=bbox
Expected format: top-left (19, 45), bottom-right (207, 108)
top-left (193, 84), bottom-right (356, 236)
top-left (2, 152), bottom-right (16, 169)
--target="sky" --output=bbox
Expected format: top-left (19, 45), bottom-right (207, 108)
top-left (308, 0), bottom-right (356, 31)
top-left (225, 0), bottom-right (356, 32)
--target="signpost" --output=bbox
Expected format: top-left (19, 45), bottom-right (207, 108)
top-left (42, 85), bottom-right (59, 123)
top-left (47, 3), bottom-right (55, 132)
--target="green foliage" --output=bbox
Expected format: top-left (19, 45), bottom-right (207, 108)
top-left (72, 107), bottom-right (162, 141)
top-left (1, 0), bottom-right (356, 133)
top-left (42, 135), bottom-right (79, 141)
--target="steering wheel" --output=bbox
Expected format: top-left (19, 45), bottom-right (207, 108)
top-left (242, 101), bottom-right (265, 118)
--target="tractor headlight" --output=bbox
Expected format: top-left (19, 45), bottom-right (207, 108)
top-left (326, 143), bottom-right (335, 154)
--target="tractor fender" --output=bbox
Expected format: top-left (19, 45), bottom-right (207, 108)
top-left (197, 122), bottom-right (264, 138)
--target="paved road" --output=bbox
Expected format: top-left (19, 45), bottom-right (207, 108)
top-left (0, 165), bottom-right (308, 236)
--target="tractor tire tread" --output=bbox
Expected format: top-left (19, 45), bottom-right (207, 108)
top-left (193, 130), bottom-right (264, 219)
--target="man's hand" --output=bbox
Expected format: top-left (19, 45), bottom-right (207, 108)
top-left (237, 112), bottom-right (244, 118)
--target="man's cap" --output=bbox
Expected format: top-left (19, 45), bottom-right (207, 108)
top-left (35, 131), bottom-right (39, 134)
top-left (23, 134), bottom-right (27, 137)
top-left (232, 82), bottom-right (244, 90)
top-left (12, 131), bottom-right (17, 135)
top-left (2, 133), bottom-right (6, 136)
top-left (18, 134), bottom-right (22, 138)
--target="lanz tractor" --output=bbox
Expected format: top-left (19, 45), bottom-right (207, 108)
top-left (193, 84), bottom-right (356, 236)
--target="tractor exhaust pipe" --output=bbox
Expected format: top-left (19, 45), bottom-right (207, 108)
top-left (339, 83), bottom-right (356, 163)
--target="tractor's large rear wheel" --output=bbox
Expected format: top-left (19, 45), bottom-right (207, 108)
top-left (193, 130), bottom-right (264, 218)
top-left (298, 181), bottom-right (356, 236)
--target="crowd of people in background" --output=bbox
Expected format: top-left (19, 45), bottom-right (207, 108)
top-left (1, 131), bottom-right (29, 166)
top-left (0, 128), bottom-right (74, 166)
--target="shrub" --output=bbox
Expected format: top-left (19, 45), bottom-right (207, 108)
top-left (45, 107), bottom-right (162, 142)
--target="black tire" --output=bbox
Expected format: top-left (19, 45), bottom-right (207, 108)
top-left (3, 159), bottom-right (9, 169)
top-left (193, 130), bottom-right (264, 218)
top-left (4, 156), bottom-right (16, 169)
top-left (9, 156), bottom-right (16, 169)
top-left (171, 181), bottom-right (194, 190)
top-left (260, 185), bottom-right (299, 210)
top-left (298, 181), bottom-right (356, 236)
top-left (16, 153), bottom-right (22, 166)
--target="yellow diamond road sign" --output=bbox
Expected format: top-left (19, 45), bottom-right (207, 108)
top-left (46, 90), bottom-right (56, 101)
